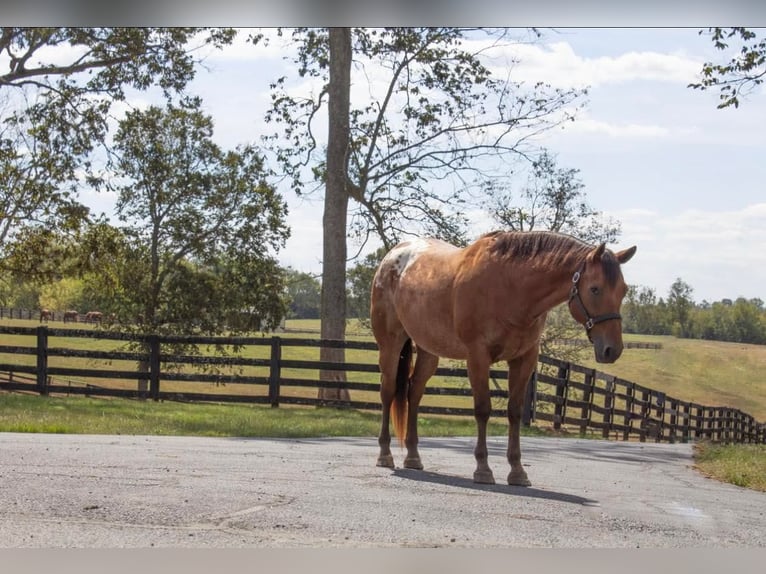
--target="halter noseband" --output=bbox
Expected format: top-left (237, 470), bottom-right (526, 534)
top-left (568, 262), bottom-right (622, 340)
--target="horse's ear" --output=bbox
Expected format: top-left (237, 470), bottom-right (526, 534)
top-left (615, 245), bottom-right (637, 264)
top-left (589, 243), bottom-right (606, 261)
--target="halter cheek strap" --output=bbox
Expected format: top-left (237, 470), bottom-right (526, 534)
top-left (568, 263), bottom-right (622, 340)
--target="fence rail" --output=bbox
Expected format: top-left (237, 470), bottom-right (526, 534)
top-left (0, 325), bottom-right (764, 444)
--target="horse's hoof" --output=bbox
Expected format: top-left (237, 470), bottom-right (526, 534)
top-left (507, 471), bottom-right (531, 487)
top-left (403, 456), bottom-right (423, 470)
top-left (376, 454), bottom-right (395, 468)
top-left (473, 469), bottom-right (496, 484)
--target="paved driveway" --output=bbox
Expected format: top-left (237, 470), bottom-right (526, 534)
top-left (0, 433), bottom-right (764, 547)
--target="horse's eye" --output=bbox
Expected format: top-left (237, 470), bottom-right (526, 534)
top-left (590, 286), bottom-right (600, 296)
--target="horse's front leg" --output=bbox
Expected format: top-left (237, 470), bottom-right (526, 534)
top-left (467, 353), bottom-right (494, 484)
top-left (506, 349), bottom-right (538, 486)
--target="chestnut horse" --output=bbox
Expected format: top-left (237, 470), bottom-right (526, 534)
top-left (371, 230), bottom-right (636, 486)
top-left (63, 310), bottom-right (78, 323)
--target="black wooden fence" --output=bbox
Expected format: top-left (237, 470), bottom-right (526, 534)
top-left (0, 325), bottom-right (764, 444)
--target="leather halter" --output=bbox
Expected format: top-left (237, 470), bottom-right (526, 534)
top-left (568, 262), bottom-right (622, 341)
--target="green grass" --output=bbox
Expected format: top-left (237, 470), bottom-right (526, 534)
top-left (694, 442), bottom-right (766, 492)
top-left (0, 392), bottom-right (530, 439)
top-left (578, 334), bottom-right (766, 422)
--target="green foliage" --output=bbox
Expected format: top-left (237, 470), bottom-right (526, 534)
top-left (346, 247), bottom-right (387, 321)
top-left (284, 268), bottom-right (322, 319)
top-left (38, 278), bottom-right (84, 312)
top-left (624, 279), bottom-right (766, 345)
top-left (689, 27), bottom-right (766, 109)
top-left (667, 278), bottom-right (694, 338)
top-left (0, 27), bottom-right (236, 282)
top-left (102, 98), bottom-right (290, 335)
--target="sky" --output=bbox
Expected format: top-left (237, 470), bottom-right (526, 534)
top-left (81, 27), bottom-right (766, 304)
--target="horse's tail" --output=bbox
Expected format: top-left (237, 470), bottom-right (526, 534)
top-left (391, 338), bottom-right (413, 447)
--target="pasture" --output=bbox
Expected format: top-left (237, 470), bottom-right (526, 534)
top-left (2, 315), bottom-right (766, 424)
top-left (577, 334), bottom-right (766, 422)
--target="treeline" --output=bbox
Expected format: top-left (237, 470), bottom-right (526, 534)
top-left (622, 279), bottom-right (766, 345)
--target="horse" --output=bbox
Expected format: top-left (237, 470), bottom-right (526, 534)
top-left (63, 310), bottom-right (79, 323)
top-left (370, 230), bottom-right (636, 486)
top-left (84, 311), bottom-right (103, 324)
top-left (39, 309), bottom-right (52, 323)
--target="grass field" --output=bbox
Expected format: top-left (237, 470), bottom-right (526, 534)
top-left (3, 317), bottom-right (766, 422)
top-left (578, 334), bottom-right (766, 422)
top-left (0, 392), bottom-right (521, 438)
top-left (694, 442), bottom-right (766, 492)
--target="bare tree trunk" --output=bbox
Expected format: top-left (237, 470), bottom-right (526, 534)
top-left (318, 27), bottom-right (352, 402)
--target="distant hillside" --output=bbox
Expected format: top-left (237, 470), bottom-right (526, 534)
top-left (578, 334), bottom-right (766, 422)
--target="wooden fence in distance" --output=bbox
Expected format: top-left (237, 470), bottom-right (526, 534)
top-left (0, 325), bottom-right (764, 444)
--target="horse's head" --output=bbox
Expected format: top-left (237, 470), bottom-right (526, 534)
top-left (567, 243), bottom-right (637, 363)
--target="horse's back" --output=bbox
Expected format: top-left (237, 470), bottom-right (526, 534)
top-left (372, 237), bottom-right (468, 357)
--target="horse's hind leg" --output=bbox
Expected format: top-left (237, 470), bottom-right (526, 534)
top-left (376, 336), bottom-right (408, 468)
top-left (403, 347), bottom-right (439, 470)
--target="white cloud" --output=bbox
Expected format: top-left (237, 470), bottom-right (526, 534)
top-left (565, 116), bottom-right (672, 138)
top-left (472, 39), bottom-right (702, 89)
top-left (610, 204), bottom-right (766, 301)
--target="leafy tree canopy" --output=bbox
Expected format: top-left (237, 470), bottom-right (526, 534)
top-left (690, 27), bottom-right (766, 109)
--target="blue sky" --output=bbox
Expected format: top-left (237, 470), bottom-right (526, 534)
top-left (86, 27), bottom-right (766, 304)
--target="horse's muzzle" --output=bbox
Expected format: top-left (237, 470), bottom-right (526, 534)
top-left (593, 339), bottom-right (623, 364)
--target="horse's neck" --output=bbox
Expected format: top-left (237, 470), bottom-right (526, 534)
top-left (512, 259), bottom-right (580, 320)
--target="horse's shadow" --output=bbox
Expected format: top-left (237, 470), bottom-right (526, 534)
top-left (392, 467), bottom-right (598, 506)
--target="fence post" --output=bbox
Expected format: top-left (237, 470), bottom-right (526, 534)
top-left (668, 399), bottom-right (678, 444)
top-left (680, 402), bottom-right (691, 443)
top-left (715, 408), bottom-right (724, 443)
top-left (580, 369), bottom-right (595, 437)
top-left (36, 326), bottom-right (49, 396)
top-left (622, 381), bottom-right (634, 441)
top-left (654, 392), bottom-right (666, 443)
top-left (693, 405), bottom-right (703, 440)
top-left (602, 376), bottom-right (615, 439)
top-left (268, 336), bottom-right (282, 408)
top-left (149, 335), bottom-right (161, 401)
top-left (553, 363), bottom-right (569, 430)
top-left (521, 370), bottom-right (537, 426)
top-left (639, 390), bottom-right (650, 442)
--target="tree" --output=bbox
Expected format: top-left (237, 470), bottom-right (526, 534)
top-left (318, 28), bottom-right (353, 401)
top-left (689, 27), bottom-right (766, 109)
top-left (489, 150), bottom-right (620, 244)
top-left (346, 247), bottom-right (388, 322)
top-left (667, 278), bottom-right (695, 338)
top-left (107, 99), bottom-right (289, 391)
top-left (284, 268), bottom-right (322, 319)
top-left (259, 27), bottom-right (586, 398)
top-left (0, 27), bottom-right (236, 272)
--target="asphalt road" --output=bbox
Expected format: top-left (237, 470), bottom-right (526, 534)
top-left (0, 432), bottom-right (764, 548)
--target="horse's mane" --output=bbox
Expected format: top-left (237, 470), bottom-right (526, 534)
top-left (484, 230), bottom-right (622, 285)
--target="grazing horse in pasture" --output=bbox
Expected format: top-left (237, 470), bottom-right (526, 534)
top-left (63, 310), bottom-right (79, 323)
top-left (39, 309), bottom-right (52, 323)
top-left (85, 311), bottom-right (103, 324)
top-left (371, 230), bottom-right (636, 486)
